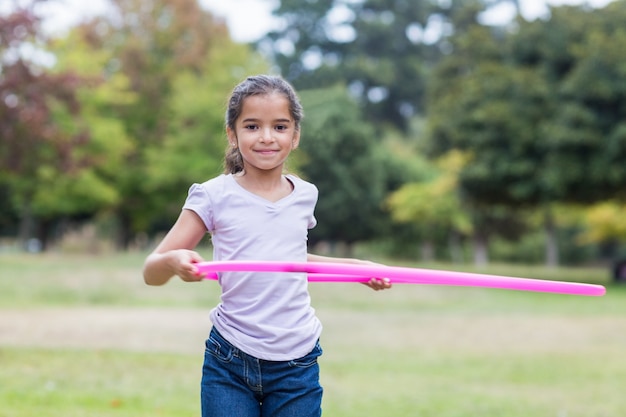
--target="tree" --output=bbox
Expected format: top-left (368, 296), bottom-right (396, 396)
top-left (38, 27), bottom-right (137, 244)
top-left (387, 150), bottom-right (473, 262)
top-left (297, 86), bottom-right (388, 250)
top-left (0, 3), bottom-right (96, 249)
top-left (73, 0), bottom-right (244, 247)
top-left (425, 20), bottom-right (546, 264)
top-left (425, 2), bottom-right (626, 266)
top-left (260, 0), bottom-right (465, 131)
top-left (508, 3), bottom-right (626, 264)
top-left (143, 39), bottom-right (270, 224)
top-left (579, 202), bottom-right (626, 246)
top-left (261, 0), bottom-right (527, 132)
top-left (539, 3), bottom-right (626, 203)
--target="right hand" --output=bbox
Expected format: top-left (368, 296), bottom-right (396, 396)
top-left (168, 249), bottom-right (207, 282)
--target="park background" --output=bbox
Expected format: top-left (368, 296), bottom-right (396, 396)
top-left (1, 0), bottom-right (626, 416)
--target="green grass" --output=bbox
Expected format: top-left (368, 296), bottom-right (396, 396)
top-left (0, 348), bottom-right (200, 417)
top-left (1, 252), bottom-right (626, 416)
top-left (0, 252), bottom-right (221, 308)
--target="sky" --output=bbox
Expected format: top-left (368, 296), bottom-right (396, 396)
top-left (0, 0), bottom-right (616, 43)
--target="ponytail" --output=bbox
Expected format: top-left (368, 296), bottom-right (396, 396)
top-left (224, 144), bottom-right (244, 174)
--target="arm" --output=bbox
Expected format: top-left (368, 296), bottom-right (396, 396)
top-left (307, 253), bottom-right (392, 291)
top-left (143, 210), bottom-right (208, 286)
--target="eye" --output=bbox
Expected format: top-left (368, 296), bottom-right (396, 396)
top-left (244, 124), bottom-right (258, 130)
top-left (275, 125), bottom-right (288, 131)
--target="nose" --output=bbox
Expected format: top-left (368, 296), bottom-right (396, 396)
top-left (259, 127), bottom-right (274, 143)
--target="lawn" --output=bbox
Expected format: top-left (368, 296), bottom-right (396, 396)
top-left (1, 252), bottom-right (625, 416)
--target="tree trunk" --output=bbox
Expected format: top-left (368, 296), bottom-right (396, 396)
top-left (36, 218), bottom-right (53, 252)
top-left (544, 206), bottom-right (559, 267)
top-left (115, 211), bottom-right (133, 251)
top-left (472, 232), bottom-right (489, 267)
top-left (17, 202), bottom-right (35, 250)
top-left (420, 240), bottom-right (434, 262)
top-left (448, 231), bottom-right (464, 264)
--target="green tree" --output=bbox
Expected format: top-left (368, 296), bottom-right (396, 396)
top-left (506, 3), bottom-right (626, 264)
top-left (538, 3), bottom-right (626, 203)
top-left (38, 28), bottom-right (136, 244)
top-left (0, 3), bottom-right (99, 249)
top-left (262, 0), bottom-right (526, 132)
top-left (579, 201), bottom-right (626, 245)
top-left (425, 2), bottom-right (626, 265)
top-left (387, 150), bottom-right (473, 262)
top-left (425, 21), bottom-right (545, 264)
top-left (261, 0), bottom-right (482, 131)
top-left (297, 86), bottom-right (388, 250)
top-left (74, 0), bottom-right (252, 247)
top-left (144, 40), bottom-right (270, 224)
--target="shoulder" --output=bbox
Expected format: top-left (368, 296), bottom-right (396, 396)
top-left (185, 175), bottom-right (233, 207)
top-left (286, 174), bottom-right (318, 195)
top-left (189, 174), bottom-right (231, 194)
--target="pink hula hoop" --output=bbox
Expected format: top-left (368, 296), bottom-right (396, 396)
top-left (194, 261), bottom-right (605, 297)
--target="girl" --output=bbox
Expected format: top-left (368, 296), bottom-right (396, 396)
top-left (143, 75), bottom-right (391, 417)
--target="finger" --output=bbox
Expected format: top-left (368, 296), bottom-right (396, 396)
top-left (181, 264), bottom-right (204, 281)
top-left (371, 277), bottom-right (391, 290)
top-left (190, 263), bottom-right (205, 278)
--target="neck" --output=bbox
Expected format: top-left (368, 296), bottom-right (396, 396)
top-left (234, 170), bottom-right (292, 202)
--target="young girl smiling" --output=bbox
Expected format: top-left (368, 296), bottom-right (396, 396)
top-left (143, 75), bottom-right (390, 417)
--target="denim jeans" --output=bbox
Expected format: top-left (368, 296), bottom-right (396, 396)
top-left (201, 327), bottom-right (323, 417)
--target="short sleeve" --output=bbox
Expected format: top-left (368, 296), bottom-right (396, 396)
top-left (305, 181), bottom-right (318, 229)
top-left (182, 183), bottom-right (214, 232)
top-left (286, 174), bottom-right (317, 230)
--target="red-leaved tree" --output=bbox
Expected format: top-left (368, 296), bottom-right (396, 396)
top-left (0, 1), bottom-right (92, 249)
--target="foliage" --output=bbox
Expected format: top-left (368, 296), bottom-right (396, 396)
top-left (517, 3), bottom-right (626, 204)
top-left (59, 0), bottom-right (268, 245)
top-left (426, 25), bottom-right (552, 206)
top-left (41, 30), bottom-right (137, 217)
top-left (424, 2), bottom-right (626, 263)
top-left (143, 40), bottom-right (269, 222)
top-left (260, 0), bottom-right (452, 131)
top-left (298, 86), bottom-right (389, 245)
top-left (578, 201), bottom-right (626, 244)
top-left (387, 150), bottom-right (472, 236)
top-left (2, 0), bottom-right (625, 262)
top-left (0, 2), bottom-right (100, 246)
top-left (70, 0), bottom-right (226, 244)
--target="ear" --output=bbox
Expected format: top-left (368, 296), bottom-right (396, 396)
top-left (226, 127), bottom-right (237, 148)
top-left (291, 130), bottom-right (301, 150)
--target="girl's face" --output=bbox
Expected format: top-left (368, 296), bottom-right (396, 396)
top-left (227, 93), bottom-right (300, 175)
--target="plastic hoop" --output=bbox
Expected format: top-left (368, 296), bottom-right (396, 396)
top-left (194, 261), bottom-right (605, 296)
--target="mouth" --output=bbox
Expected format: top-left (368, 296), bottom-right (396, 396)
top-left (255, 149), bottom-right (279, 155)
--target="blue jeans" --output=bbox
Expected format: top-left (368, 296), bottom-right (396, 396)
top-left (201, 327), bottom-right (323, 417)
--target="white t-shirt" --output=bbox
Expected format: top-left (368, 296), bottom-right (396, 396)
top-left (183, 173), bottom-right (323, 361)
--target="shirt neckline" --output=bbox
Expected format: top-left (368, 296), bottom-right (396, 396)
top-left (227, 173), bottom-right (296, 206)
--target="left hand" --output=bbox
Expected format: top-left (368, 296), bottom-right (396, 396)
top-left (364, 276), bottom-right (392, 291)
top-left (307, 254), bottom-right (392, 291)
top-left (355, 260), bottom-right (392, 291)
